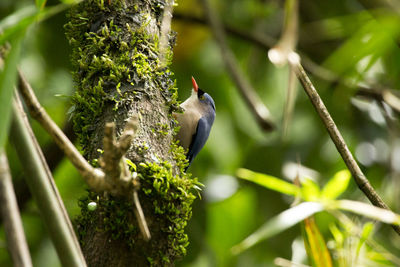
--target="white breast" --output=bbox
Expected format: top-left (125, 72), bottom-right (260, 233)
top-left (174, 94), bottom-right (204, 149)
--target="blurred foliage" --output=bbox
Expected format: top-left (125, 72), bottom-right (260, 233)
top-left (1, 0), bottom-right (400, 266)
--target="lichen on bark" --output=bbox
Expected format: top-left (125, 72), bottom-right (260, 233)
top-left (64, 0), bottom-right (199, 266)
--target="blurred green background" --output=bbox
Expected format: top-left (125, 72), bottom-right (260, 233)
top-left (1, 0), bottom-right (400, 266)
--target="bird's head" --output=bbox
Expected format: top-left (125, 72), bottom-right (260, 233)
top-left (191, 76), bottom-right (216, 112)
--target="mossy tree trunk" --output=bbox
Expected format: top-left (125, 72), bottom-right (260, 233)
top-left (65, 1), bottom-right (198, 266)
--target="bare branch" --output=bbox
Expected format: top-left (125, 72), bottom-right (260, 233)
top-left (0, 151), bottom-right (32, 267)
top-left (289, 58), bottom-right (400, 236)
top-left (173, 12), bottom-right (276, 48)
top-left (100, 116), bottom-right (139, 193)
top-left (98, 116), bottom-right (150, 240)
top-left (173, 12), bottom-right (337, 83)
top-left (17, 70), bottom-right (151, 240)
top-left (356, 87), bottom-right (400, 114)
top-left (17, 70), bottom-right (109, 192)
top-left (199, 0), bottom-right (275, 132)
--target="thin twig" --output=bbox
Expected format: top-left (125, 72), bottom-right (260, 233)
top-left (199, 0), bottom-right (275, 131)
top-left (132, 174), bottom-right (151, 241)
top-left (356, 87), bottom-right (400, 114)
top-left (268, 0), bottom-right (299, 65)
top-left (10, 97), bottom-right (87, 266)
top-left (17, 70), bottom-right (109, 192)
top-left (175, 11), bottom-right (400, 106)
top-left (289, 58), bottom-right (400, 236)
top-left (17, 70), bottom-right (151, 240)
top-left (173, 12), bottom-right (337, 82)
top-left (0, 150), bottom-right (32, 267)
top-left (275, 0), bottom-right (299, 139)
top-left (173, 12), bottom-right (276, 48)
top-left (283, 66), bottom-right (297, 139)
top-left (99, 118), bottom-right (151, 240)
top-left (18, 71), bottom-right (150, 238)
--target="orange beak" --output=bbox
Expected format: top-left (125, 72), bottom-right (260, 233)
top-left (191, 76), bottom-right (199, 92)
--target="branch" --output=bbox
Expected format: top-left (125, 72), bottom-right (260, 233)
top-left (288, 57), bottom-right (400, 235)
top-left (178, 12), bottom-right (400, 115)
top-left (199, 0), bottom-right (275, 132)
top-left (99, 118), bottom-right (150, 240)
top-left (174, 13), bottom-right (276, 48)
top-left (355, 87), bottom-right (400, 114)
top-left (17, 70), bottom-right (151, 241)
top-left (17, 70), bottom-right (108, 191)
top-left (131, 174), bottom-right (151, 241)
top-left (173, 12), bottom-right (337, 82)
top-left (10, 96), bottom-right (87, 266)
top-left (0, 150), bottom-right (32, 267)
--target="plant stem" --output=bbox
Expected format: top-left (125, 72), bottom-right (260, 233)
top-left (10, 97), bottom-right (87, 267)
top-left (0, 150), bottom-right (32, 267)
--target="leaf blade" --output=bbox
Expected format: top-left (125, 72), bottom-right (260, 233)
top-left (236, 168), bottom-right (300, 196)
top-left (231, 202), bottom-right (324, 254)
top-left (336, 200), bottom-right (400, 224)
top-left (303, 217), bottom-right (333, 267)
top-left (0, 34), bottom-right (24, 149)
top-left (321, 169), bottom-right (351, 200)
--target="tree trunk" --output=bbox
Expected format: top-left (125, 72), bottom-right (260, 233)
top-left (65, 0), bottom-right (197, 266)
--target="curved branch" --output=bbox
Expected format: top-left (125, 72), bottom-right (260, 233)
top-left (199, 0), bottom-right (275, 132)
top-left (289, 59), bottom-right (400, 236)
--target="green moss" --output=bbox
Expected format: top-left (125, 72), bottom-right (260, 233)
top-left (76, 191), bottom-right (138, 247)
top-left (138, 159), bottom-right (198, 258)
top-left (65, 0), bottom-right (178, 152)
top-left (75, 152), bottom-right (200, 261)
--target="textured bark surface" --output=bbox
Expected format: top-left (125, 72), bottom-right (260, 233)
top-left (65, 0), bottom-right (196, 266)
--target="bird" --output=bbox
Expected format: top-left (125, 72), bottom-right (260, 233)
top-left (174, 77), bottom-right (216, 168)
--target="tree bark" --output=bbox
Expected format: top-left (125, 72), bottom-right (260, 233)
top-left (65, 0), bottom-right (197, 266)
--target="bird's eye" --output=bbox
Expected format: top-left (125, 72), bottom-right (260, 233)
top-left (199, 95), bottom-right (205, 100)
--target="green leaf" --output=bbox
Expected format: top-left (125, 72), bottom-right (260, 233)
top-left (321, 169), bottom-right (351, 200)
top-left (36, 0), bottom-right (47, 10)
top-left (301, 178), bottom-right (320, 201)
top-left (231, 202), bottom-right (324, 254)
top-left (356, 222), bottom-right (374, 259)
top-left (0, 34), bottom-right (24, 149)
top-left (0, 4), bottom-right (69, 46)
top-left (236, 168), bottom-right (300, 196)
top-left (323, 13), bottom-right (400, 77)
top-left (0, 6), bottom-right (38, 46)
top-left (329, 223), bottom-right (344, 246)
top-left (303, 217), bottom-right (333, 267)
top-left (336, 200), bottom-right (400, 224)
top-left (125, 158), bottom-right (137, 171)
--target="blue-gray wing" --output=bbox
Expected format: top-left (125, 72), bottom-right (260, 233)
top-left (187, 117), bottom-right (211, 166)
